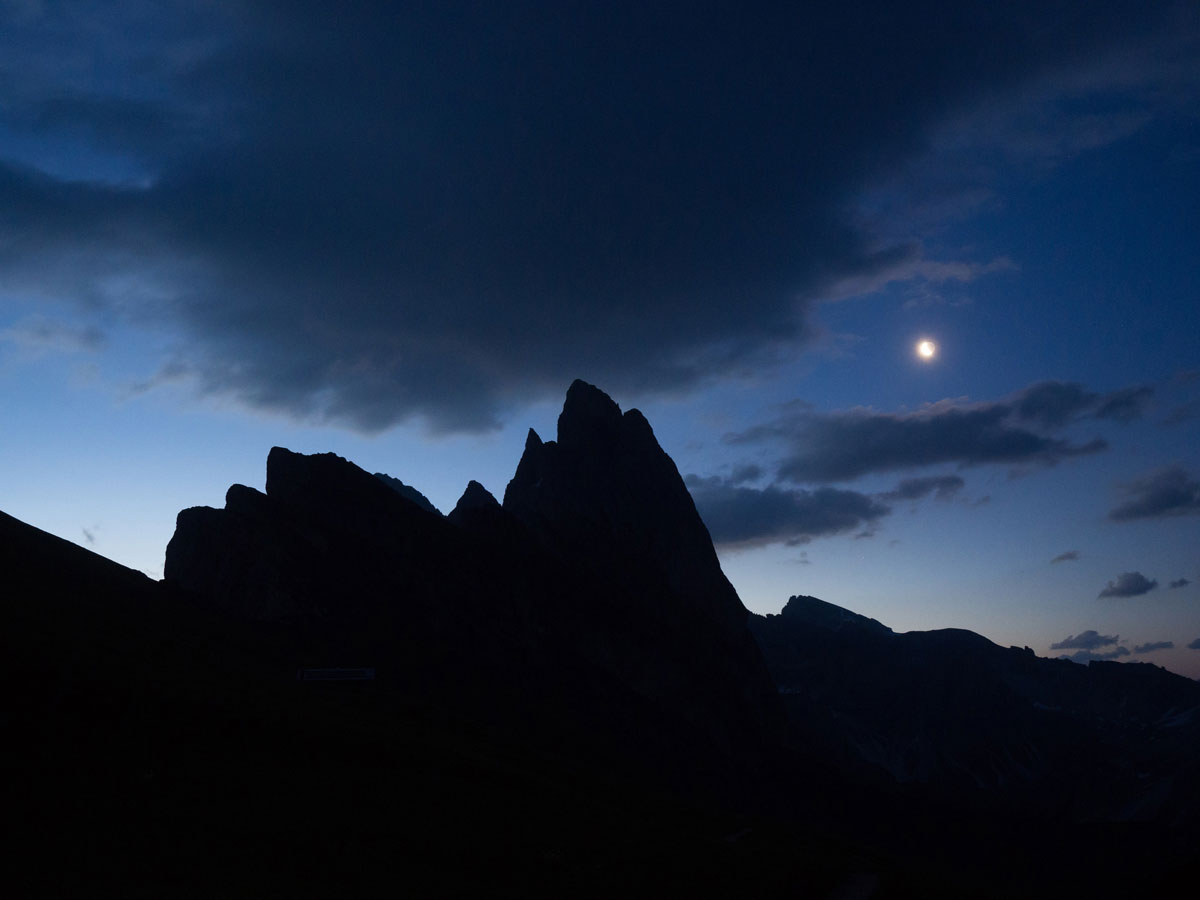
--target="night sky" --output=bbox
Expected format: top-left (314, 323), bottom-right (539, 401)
top-left (2, 2), bottom-right (1198, 676)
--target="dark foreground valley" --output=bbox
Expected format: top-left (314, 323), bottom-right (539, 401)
top-left (3, 381), bottom-right (1197, 897)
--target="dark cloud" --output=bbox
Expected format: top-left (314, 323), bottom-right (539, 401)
top-left (728, 464), bottom-right (764, 486)
top-left (1012, 381), bottom-right (1153, 428)
top-left (1133, 641), bottom-right (1174, 654)
top-left (1163, 400), bottom-right (1200, 426)
top-left (0, 3), bottom-right (1190, 431)
top-left (1060, 646), bottom-right (1131, 664)
top-left (880, 475), bottom-right (965, 502)
top-left (8, 91), bottom-right (184, 162)
top-left (1098, 571), bottom-right (1158, 598)
top-left (0, 316), bottom-right (105, 353)
top-left (1163, 371), bottom-right (1200, 424)
top-left (1092, 386), bottom-right (1155, 423)
top-left (1051, 630), bottom-right (1119, 651)
top-left (684, 475), bottom-right (890, 550)
top-left (1168, 578), bottom-right (1190, 589)
top-left (1010, 381), bottom-right (1096, 429)
top-left (727, 380), bottom-right (1126, 483)
top-left (1108, 465), bottom-right (1200, 521)
top-left (1050, 550), bottom-right (1080, 564)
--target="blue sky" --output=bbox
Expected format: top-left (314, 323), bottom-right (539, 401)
top-left (2, 1), bottom-right (1198, 676)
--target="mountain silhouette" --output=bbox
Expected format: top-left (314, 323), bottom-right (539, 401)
top-left (164, 380), bottom-right (784, 797)
top-left (4, 381), bottom-right (1198, 898)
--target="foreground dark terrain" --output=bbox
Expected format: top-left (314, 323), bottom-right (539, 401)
top-left (4, 381), bottom-right (1197, 897)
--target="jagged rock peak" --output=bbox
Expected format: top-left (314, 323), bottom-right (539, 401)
top-left (558, 378), bottom-right (626, 452)
top-left (265, 447), bottom-right (355, 501)
top-left (225, 482), bottom-right (265, 508)
top-left (265, 446), bottom-right (433, 518)
top-left (779, 594), bottom-right (892, 634)
top-left (452, 480), bottom-right (499, 515)
top-left (375, 472), bottom-right (441, 515)
top-left (503, 380), bottom-right (747, 633)
top-left (222, 483), bottom-right (272, 519)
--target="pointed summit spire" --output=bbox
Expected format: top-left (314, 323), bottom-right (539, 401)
top-left (557, 379), bottom-right (623, 452)
top-left (504, 380), bottom-right (747, 633)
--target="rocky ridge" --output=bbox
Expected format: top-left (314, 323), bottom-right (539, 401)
top-left (164, 379), bottom-right (784, 787)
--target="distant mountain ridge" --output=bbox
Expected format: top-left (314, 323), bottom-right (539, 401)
top-left (751, 594), bottom-right (1200, 823)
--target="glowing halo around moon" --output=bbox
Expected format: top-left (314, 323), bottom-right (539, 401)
top-left (916, 339), bottom-right (937, 360)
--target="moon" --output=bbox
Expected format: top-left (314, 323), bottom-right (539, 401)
top-left (917, 339), bottom-right (937, 360)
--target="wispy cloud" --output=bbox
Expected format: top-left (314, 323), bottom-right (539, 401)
top-left (1050, 550), bottom-right (1080, 564)
top-left (1060, 647), bottom-right (1131, 664)
top-left (1109, 465), bottom-right (1200, 521)
top-left (880, 475), bottom-right (965, 502)
top-left (1133, 641), bottom-right (1174, 654)
top-left (1098, 571), bottom-right (1158, 598)
top-left (1049, 628), bottom-right (1134, 664)
top-left (1051, 630), bottom-right (1119, 651)
top-left (0, 316), bottom-right (105, 354)
top-left (685, 475), bottom-right (889, 550)
top-left (725, 380), bottom-right (1146, 484)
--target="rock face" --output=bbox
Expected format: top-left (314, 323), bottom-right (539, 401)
top-left (164, 381), bottom-right (783, 788)
top-left (504, 380), bottom-right (746, 634)
top-left (501, 380), bottom-right (780, 752)
top-left (501, 380), bottom-right (783, 758)
top-left (374, 472), bottom-right (441, 515)
top-left (447, 479), bottom-right (500, 525)
top-left (166, 450), bottom-right (457, 624)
